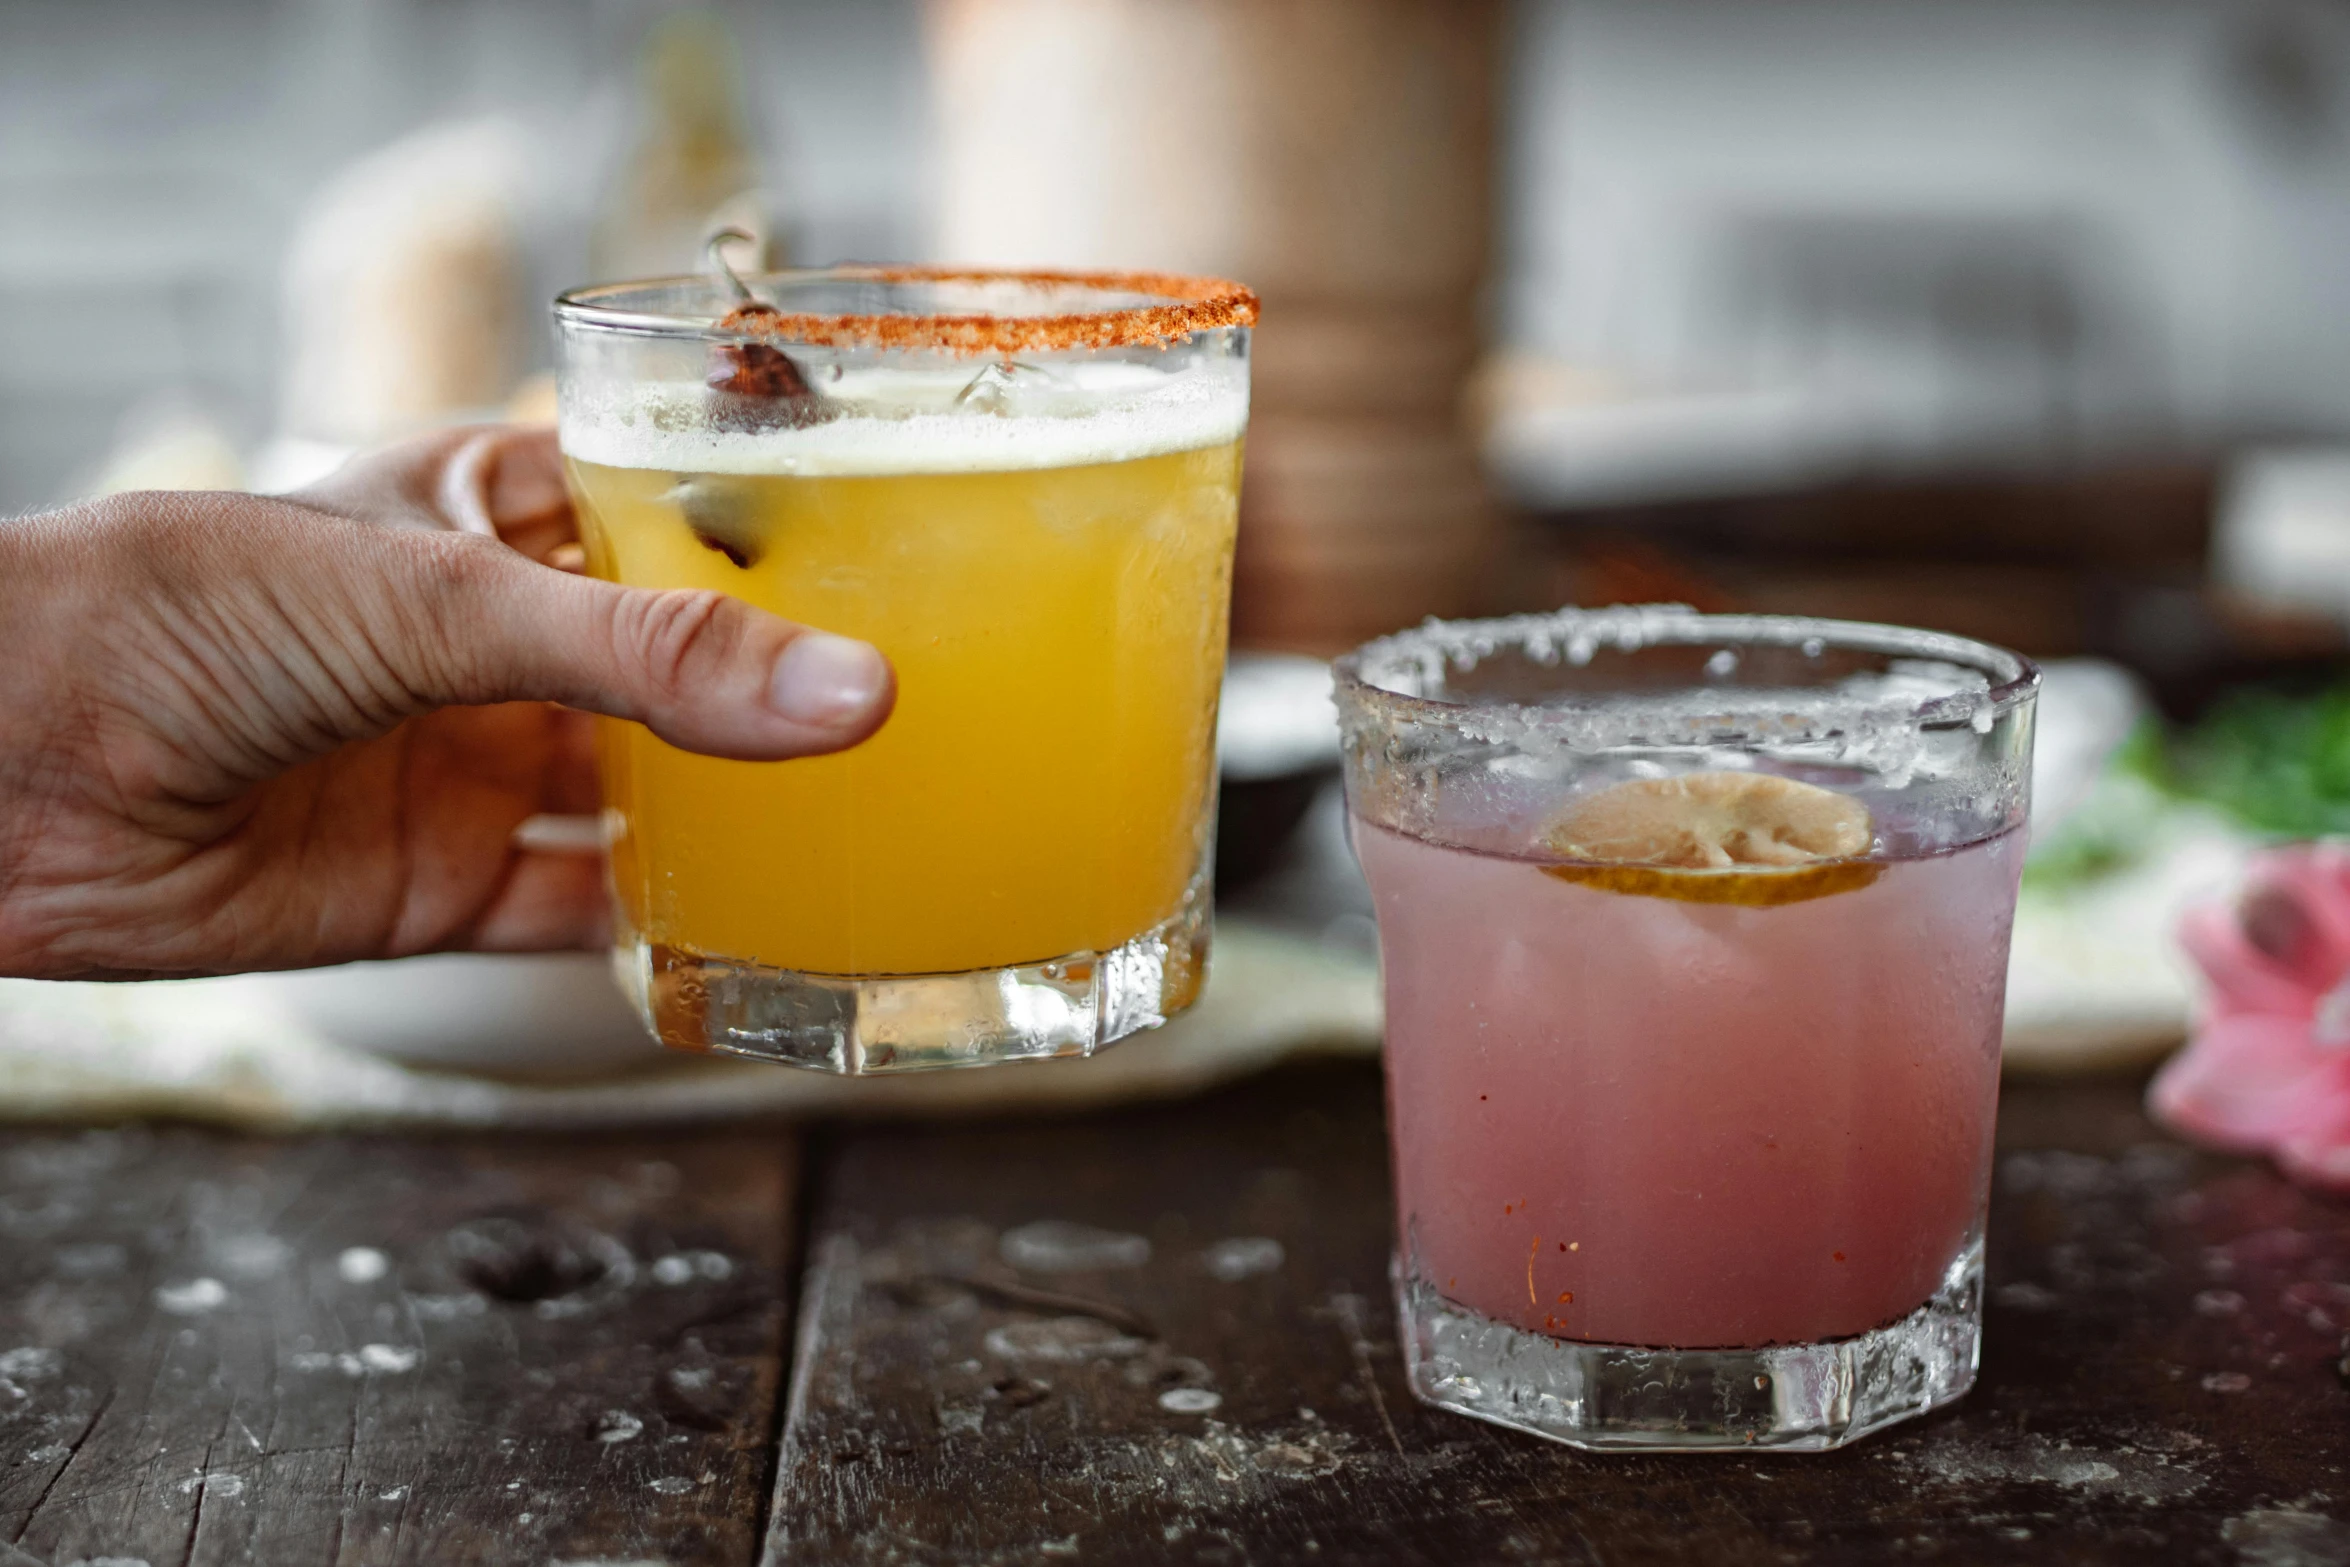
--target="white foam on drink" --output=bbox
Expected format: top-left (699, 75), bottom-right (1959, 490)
top-left (561, 359), bottom-right (1248, 476)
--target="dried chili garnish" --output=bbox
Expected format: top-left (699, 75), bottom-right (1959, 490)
top-left (693, 528), bottom-right (753, 569)
top-left (709, 302), bottom-right (817, 399)
top-left (702, 228), bottom-right (832, 432)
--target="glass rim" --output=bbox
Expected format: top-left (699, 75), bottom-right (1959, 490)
top-left (553, 264), bottom-right (1259, 355)
top-left (1334, 605), bottom-right (2040, 743)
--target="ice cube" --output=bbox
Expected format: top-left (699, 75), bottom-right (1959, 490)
top-left (952, 359), bottom-right (1067, 416)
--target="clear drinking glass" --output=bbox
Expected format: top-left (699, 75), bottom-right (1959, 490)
top-left (1335, 606), bottom-right (2037, 1451)
top-left (555, 266), bottom-right (1255, 1073)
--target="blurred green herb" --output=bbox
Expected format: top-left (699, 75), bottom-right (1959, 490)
top-left (2022, 680), bottom-right (2350, 893)
top-left (2163, 682), bottom-right (2350, 838)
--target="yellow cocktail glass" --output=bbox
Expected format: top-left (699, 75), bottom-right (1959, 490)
top-left (555, 266), bottom-right (1255, 1072)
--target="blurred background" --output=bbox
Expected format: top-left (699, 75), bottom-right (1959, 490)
top-left (13, 0), bottom-right (2350, 673)
top-left (13, 0), bottom-right (2350, 1075)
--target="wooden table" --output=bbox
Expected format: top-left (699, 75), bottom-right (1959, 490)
top-left (0, 1060), bottom-right (2341, 1565)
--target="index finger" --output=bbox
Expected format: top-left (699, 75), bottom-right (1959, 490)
top-left (436, 426), bottom-right (578, 564)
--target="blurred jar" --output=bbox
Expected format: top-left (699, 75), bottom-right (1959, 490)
top-left (925, 0), bottom-right (1505, 652)
top-left (276, 119), bottom-right (537, 456)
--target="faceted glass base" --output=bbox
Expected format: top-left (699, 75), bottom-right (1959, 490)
top-left (612, 886), bottom-right (1209, 1074)
top-left (1394, 1240), bottom-right (1982, 1452)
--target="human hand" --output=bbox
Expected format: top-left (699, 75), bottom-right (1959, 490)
top-left (0, 426), bottom-right (894, 980)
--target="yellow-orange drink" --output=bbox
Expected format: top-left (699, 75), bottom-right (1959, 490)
top-left (567, 434), bottom-right (1240, 975)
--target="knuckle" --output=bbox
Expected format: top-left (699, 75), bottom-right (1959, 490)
top-left (67, 494), bottom-right (272, 629)
top-left (403, 530), bottom-right (508, 638)
top-left (389, 529), bottom-right (511, 702)
top-left (407, 527), bottom-right (504, 597)
top-left (616, 589), bottom-right (739, 702)
top-left (79, 491), bottom-right (213, 564)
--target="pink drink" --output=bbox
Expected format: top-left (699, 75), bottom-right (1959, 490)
top-left (1361, 820), bottom-right (2023, 1350)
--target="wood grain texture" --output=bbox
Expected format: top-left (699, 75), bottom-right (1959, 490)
top-left (768, 1061), bottom-right (2350, 1566)
top-left (0, 1127), bottom-right (795, 1566)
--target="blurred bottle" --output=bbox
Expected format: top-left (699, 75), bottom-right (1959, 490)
top-left (591, 9), bottom-right (784, 281)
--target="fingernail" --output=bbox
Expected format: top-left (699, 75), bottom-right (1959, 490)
top-left (768, 633), bottom-right (888, 726)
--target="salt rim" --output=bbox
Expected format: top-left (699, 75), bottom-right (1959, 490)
top-left (1334, 606), bottom-right (2039, 753)
top-left (556, 264), bottom-right (1258, 356)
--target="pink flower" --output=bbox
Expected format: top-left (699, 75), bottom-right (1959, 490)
top-left (2151, 842), bottom-right (2350, 1191)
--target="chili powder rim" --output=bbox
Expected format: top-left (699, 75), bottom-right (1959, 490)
top-left (556, 264), bottom-right (1259, 356)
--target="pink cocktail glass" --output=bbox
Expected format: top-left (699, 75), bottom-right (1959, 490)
top-left (1335, 608), bottom-right (2037, 1451)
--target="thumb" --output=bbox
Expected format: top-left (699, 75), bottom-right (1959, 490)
top-left (285, 425), bottom-right (894, 758)
top-left (368, 526), bottom-right (896, 761)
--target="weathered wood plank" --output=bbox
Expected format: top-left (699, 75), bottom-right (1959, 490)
top-left (768, 1061), bottom-right (2350, 1566)
top-left (0, 1126), bottom-right (796, 1566)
